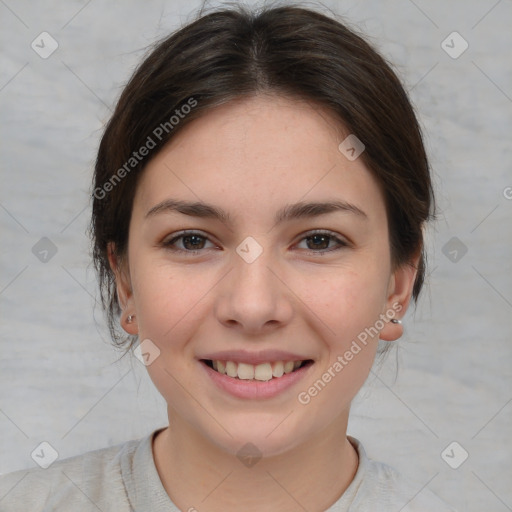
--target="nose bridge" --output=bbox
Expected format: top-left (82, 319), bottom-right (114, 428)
top-left (232, 236), bottom-right (279, 298)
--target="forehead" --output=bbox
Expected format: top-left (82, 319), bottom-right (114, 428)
top-left (133, 94), bottom-right (387, 226)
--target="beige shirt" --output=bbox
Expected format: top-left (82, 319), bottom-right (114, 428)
top-left (0, 429), bottom-right (456, 511)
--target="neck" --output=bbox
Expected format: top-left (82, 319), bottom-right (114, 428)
top-left (152, 409), bottom-right (359, 512)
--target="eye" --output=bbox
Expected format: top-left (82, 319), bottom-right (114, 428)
top-left (162, 231), bottom-right (216, 254)
top-left (162, 229), bottom-right (349, 256)
top-left (295, 230), bottom-right (349, 253)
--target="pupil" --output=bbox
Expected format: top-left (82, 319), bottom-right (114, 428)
top-left (184, 235), bottom-right (204, 250)
top-left (309, 234), bottom-right (329, 250)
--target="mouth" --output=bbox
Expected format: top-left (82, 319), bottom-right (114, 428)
top-left (200, 359), bottom-right (314, 381)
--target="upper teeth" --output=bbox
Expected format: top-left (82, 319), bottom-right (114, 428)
top-left (211, 360), bottom-right (303, 381)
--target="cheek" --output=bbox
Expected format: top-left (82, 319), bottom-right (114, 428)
top-left (130, 259), bottom-right (205, 415)
top-left (130, 252), bottom-right (195, 339)
top-left (304, 261), bottom-right (389, 332)
top-left (300, 264), bottom-right (388, 383)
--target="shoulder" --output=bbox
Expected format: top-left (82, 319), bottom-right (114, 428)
top-left (0, 435), bottom-right (144, 512)
top-left (328, 436), bottom-right (458, 512)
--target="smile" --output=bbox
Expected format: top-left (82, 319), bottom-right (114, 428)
top-left (199, 358), bottom-right (315, 400)
top-left (202, 359), bottom-right (314, 381)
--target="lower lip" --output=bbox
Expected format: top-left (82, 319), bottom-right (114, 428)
top-left (200, 360), bottom-right (314, 399)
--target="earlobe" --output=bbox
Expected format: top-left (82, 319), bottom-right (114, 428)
top-left (379, 252), bottom-right (421, 342)
top-left (107, 242), bottom-right (138, 335)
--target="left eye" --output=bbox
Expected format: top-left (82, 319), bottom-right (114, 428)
top-left (296, 232), bottom-right (347, 252)
top-left (163, 230), bottom-right (347, 254)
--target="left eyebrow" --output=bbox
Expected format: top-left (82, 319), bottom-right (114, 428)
top-left (145, 199), bottom-right (368, 224)
top-left (275, 200), bottom-right (367, 223)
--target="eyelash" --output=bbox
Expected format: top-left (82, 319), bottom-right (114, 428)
top-left (162, 230), bottom-right (349, 255)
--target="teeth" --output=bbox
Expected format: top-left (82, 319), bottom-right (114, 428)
top-left (210, 359), bottom-right (306, 380)
top-left (237, 363), bottom-right (255, 380)
top-left (225, 361), bottom-right (238, 378)
top-left (254, 363), bottom-right (273, 381)
top-left (272, 361), bottom-right (284, 378)
top-left (284, 361), bottom-right (294, 374)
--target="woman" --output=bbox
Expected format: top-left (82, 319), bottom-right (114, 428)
top-left (0, 3), bottom-right (456, 511)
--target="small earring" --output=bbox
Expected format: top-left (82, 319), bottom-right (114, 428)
top-left (391, 319), bottom-right (402, 324)
top-left (127, 314), bottom-right (135, 324)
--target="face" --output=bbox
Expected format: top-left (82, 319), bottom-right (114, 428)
top-left (110, 94), bottom-right (416, 457)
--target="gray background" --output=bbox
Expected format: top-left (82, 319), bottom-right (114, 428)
top-left (1, 0), bottom-right (511, 510)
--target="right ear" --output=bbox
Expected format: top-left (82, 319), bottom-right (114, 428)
top-left (107, 242), bottom-right (138, 335)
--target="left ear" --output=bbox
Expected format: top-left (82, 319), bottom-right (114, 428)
top-left (379, 248), bottom-right (421, 342)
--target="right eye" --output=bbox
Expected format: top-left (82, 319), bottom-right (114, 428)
top-left (162, 231), bottom-right (217, 254)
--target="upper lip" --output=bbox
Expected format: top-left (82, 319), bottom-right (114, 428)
top-left (199, 350), bottom-right (313, 365)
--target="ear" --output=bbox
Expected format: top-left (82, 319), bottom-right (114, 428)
top-left (379, 248), bottom-right (421, 342)
top-left (107, 242), bottom-right (138, 335)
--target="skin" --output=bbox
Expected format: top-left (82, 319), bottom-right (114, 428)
top-left (108, 94), bottom-right (419, 511)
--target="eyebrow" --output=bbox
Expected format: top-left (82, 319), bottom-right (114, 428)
top-left (145, 198), bottom-right (368, 224)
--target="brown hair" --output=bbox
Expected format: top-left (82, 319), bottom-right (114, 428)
top-left (90, 2), bottom-right (435, 350)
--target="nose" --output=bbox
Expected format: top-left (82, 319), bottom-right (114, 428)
top-left (215, 244), bottom-right (294, 335)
